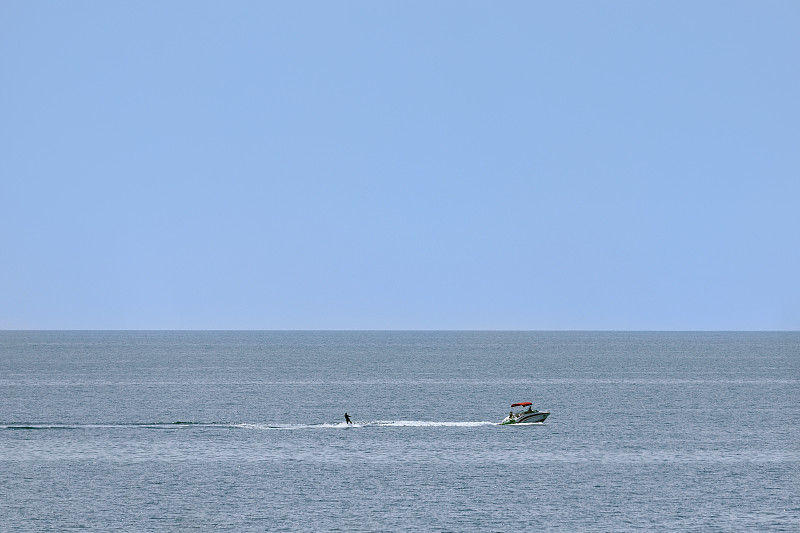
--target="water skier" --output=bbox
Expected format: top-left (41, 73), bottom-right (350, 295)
top-left (344, 412), bottom-right (352, 424)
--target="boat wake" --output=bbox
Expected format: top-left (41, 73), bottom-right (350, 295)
top-left (371, 420), bottom-right (496, 428)
top-left (1, 422), bottom-right (235, 430)
top-left (2, 420), bottom-right (498, 431)
top-left (235, 420), bottom-right (497, 430)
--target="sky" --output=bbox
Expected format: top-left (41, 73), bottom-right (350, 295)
top-left (1, 2), bottom-right (798, 330)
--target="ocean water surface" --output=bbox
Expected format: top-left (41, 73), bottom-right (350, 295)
top-left (1, 331), bottom-right (798, 531)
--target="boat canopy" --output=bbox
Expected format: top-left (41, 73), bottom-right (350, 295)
top-left (511, 402), bottom-right (532, 407)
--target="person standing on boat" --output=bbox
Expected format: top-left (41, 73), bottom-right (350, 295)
top-left (344, 412), bottom-right (352, 424)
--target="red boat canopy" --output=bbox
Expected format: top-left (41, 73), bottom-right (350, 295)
top-left (511, 402), bottom-right (532, 407)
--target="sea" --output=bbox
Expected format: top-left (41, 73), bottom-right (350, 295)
top-left (1, 331), bottom-right (798, 532)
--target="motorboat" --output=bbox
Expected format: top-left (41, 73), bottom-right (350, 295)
top-left (500, 402), bottom-right (549, 425)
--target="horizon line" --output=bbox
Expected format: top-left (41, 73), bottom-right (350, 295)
top-left (1, 329), bottom-right (797, 333)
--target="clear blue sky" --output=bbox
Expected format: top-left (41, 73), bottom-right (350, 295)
top-left (2, 2), bottom-right (798, 330)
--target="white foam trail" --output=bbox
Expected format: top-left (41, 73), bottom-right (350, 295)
top-left (2, 421), bottom-right (499, 431)
top-left (231, 422), bottom-right (363, 430)
top-left (227, 421), bottom-right (497, 430)
top-left (251, 421), bottom-right (496, 429)
top-left (370, 420), bottom-right (496, 427)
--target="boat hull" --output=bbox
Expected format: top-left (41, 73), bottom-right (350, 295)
top-left (500, 411), bottom-right (549, 425)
